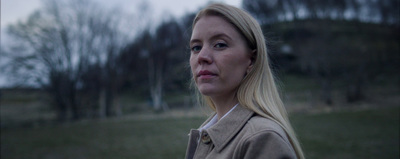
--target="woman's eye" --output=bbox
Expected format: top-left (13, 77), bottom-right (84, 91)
top-left (191, 46), bottom-right (202, 52)
top-left (215, 43), bottom-right (227, 49)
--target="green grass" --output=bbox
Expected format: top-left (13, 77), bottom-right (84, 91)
top-left (1, 117), bottom-right (205, 159)
top-left (292, 106), bottom-right (399, 159)
top-left (1, 107), bottom-right (399, 159)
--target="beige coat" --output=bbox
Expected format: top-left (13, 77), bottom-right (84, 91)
top-left (185, 105), bottom-right (297, 159)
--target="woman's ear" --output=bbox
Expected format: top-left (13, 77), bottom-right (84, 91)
top-left (247, 49), bottom-right (256, 74)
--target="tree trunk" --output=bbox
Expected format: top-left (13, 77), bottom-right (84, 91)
top-left (53, 92), bottom-right (68, 122)
top-left (151, 73), bottom-right (163, 111)
top-left (105, 85), bottom-right (115, 117)
top-left (49, 74), bottom-right (69, 122)
top-left (346, 66), bottom-right (366, 103)
top-left (69, 82), bottom-right (80, 120)
top-left (98, 89), bottom-right (106, 119)
top-left (148, 57), bottom-right (165, 112)
top-left (321, 79), bottom-right (333, 105)
top-left (114, 95), bottom-right (122, 116)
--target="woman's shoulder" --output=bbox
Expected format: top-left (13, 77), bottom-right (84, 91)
top-left (234, 115), bottom-right (297, 158)
top-left (242, 115), bottom-right (289, 142)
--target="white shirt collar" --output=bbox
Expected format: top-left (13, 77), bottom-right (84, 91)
top-left (199, 103), bottom-right (239, 132)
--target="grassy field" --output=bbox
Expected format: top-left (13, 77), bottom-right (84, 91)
top-left (292, 106), bottom-right (399, 159)
top-left (1, 106), bottom-right (398, 159)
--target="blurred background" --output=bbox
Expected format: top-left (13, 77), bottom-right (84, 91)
top-left (1, 0), bottom-right (399, 158)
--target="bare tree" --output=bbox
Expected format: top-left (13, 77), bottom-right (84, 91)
top-left (146, 18), bottom-right (185, 112)
top-left (5, 0), bottom-right (133, 121)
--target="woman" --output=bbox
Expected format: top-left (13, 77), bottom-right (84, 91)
top-left (185, 3), bottom-right (304, 159)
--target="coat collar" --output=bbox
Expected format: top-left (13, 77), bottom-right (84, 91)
top-left (200, 105), bottom-right (254, 152)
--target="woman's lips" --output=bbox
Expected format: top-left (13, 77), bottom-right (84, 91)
top-left (197, 70), bottom-right (217, 79)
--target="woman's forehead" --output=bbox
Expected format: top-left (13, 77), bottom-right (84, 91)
top-left (191, 16), bottom-right (240, 41)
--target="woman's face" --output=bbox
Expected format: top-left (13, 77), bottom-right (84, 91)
top-left (190, 15), bottom-right (253, 98)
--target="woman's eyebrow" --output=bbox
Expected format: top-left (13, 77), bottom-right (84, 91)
top-left (190, 39), bottom-right (201, 45)
top-left (190, 32), bottom-right (232, 45)
top-left (210, 33), bottom-right (232, 41)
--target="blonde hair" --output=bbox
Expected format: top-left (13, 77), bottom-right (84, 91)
top-left (192, 3), bottom-right (305, 159)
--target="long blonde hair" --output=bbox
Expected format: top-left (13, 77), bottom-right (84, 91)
top-left (192, 3), bottom-right (304, 159)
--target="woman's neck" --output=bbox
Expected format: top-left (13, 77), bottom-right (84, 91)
top-left (211, 93), bottom-right (238, 120)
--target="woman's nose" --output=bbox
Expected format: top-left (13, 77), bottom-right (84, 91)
top-left (197, 47), bottom-right (213, 64)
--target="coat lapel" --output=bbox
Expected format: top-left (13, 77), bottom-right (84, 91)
top-left (185, 129), bottom-right (200, 159)
top-left (206, 105), bottom-right (254, 152)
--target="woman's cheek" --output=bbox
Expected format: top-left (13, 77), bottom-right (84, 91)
top-left (190, 57), bottom-right (197, 82)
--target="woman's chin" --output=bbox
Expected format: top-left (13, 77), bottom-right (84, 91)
top-left (198, 87), bottom-right (217, 96)
top-left (199, 90), bottom-right (214, 96)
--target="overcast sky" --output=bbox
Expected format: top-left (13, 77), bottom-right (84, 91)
top-left (1, 0), bottom-right (241, 28)
top-left (0, 0), bottom-right (241, 87)
top-left (1, 0), bottom-right (241, 45)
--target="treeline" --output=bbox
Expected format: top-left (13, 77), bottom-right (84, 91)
top-left (3, 0), bottom-right (143, 121)
top-left (2, 0), bottom-right (399, 121)
top-left (243, 0), bottom-right (399, 25)
top-left (117, 14), bottom-right (195, 112)
top-left (2, 0), bottom-right (196, 121)
top-left (243, 0), bottom-right (399, 104)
